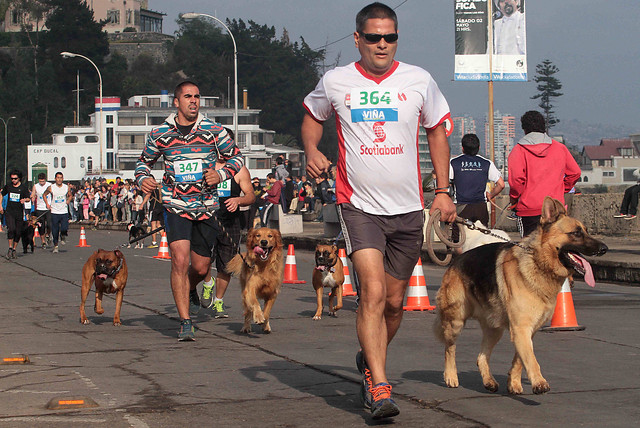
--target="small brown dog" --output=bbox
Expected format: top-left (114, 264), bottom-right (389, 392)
top-left (312, 244), bottom-right (344, 320)
top-left (80, 249), bottom-right (128, 326)
top-left (227, 228), bottom-right (283, 334)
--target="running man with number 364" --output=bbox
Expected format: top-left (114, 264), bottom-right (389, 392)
top-left (135, 80), bottom-right (244, 341)
top-left (302, 2), bottom-right (456, 420)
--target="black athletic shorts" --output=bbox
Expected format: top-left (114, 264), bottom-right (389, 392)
top-left (164, 211), bottom-right (219, 258)
top-left (151, 209), bottom-right (165, 224)
top-left (213, 219), bottom-right (241, 274)
top-left (452, 202), bottom-right (489, 241)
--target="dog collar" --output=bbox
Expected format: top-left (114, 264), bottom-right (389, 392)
top-left (113, 256), bottom-right (124, 275)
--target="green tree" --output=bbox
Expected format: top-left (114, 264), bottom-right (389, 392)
top-left (531, 59), bottom-right (563, 130)
top-left (40, 0), bottom-right (109, 106)
top-left (9, 0), bottom-right (49, 95)
top-left (171, 17), bottom-right (324, 143)
top-left (0, 0), bottom-right (109, 174)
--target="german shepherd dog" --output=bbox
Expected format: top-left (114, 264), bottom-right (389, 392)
top-left (434, 197), bottom-right (607, 395)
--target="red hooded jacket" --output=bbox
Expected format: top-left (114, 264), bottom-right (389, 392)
top-left (508, 132), bottom-right (581, 217)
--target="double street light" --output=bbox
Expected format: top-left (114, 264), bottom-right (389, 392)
top-left (0, 116), bottom-right (17, 183)
top-left (60, 51), bottom-right (103, 175)
top-left (181, 12), bottom-right (239, 141)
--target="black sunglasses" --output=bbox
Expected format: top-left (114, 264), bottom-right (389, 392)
top-left (359, 32), bottom-right (398, 43)
top-left (10, 177), bottom-right (19, 180)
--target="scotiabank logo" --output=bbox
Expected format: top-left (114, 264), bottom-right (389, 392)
top-left (373, 121), bottom-right (386, 143)
top-left (360, 121), bottom-right (405, 156)
top-left (360, 144), bottom-right (405, 155)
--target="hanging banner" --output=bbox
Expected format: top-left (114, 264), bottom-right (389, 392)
top-left (454, 0), bottom-right (527, 81)
top-left (454, 0), bottom-right (490, 80)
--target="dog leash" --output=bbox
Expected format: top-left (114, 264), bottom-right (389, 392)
top-left (426, 209), bottom-right (532, 266)
top-left (117, 226), bottom-right (165, 248)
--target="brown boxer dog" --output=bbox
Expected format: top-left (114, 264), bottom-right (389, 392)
top-left (312, 244), bottom-right (345, 320)
top-left (80, 249), bottom-right (128, 326)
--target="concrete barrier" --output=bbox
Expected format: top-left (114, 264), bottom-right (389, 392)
top-left (321, 203), bottom-right (341, 238)
top-left (487, 194), bottom-right (640, 236)
top-left (268, 205), bottom-right (303, 235)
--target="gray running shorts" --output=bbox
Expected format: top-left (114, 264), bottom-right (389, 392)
top-left (337, 203), bottom-right (424, 281)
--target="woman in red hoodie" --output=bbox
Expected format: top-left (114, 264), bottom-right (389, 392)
top-left (508, 111), bottom-right (581, 237)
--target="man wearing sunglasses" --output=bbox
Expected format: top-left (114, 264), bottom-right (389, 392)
top-left (302, 2), bottom-right (455, 420)
top-left (0, 170), bottom-right (31, 259)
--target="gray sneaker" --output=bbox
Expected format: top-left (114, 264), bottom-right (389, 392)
top-left (60, 237), bottom-right (66, 245)
top-left (200, 281), bottom-right (215, 309)
top-left (356, 350), bottom-right (372, 409)
top-left (189, 289), bottom-right (200, 315)
top-left (213, 299), bottom-right (228, 318)
top-left (177, 319), bottom-right (195, 341)
top-left (52, 246), bottom-right (59, 254)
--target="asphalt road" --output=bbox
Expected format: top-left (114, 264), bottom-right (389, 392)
top-left (0, 229), bottom-right (639, 427)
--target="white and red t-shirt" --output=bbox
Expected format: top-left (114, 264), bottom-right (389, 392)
top-left (303, 61), bottom-right (450, 215)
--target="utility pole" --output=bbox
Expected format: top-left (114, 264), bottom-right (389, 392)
top-left (72, 71), bottom-right (84, 126)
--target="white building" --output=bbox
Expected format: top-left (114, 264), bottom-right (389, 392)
top-left (27, 92), bottom-right (303, 182)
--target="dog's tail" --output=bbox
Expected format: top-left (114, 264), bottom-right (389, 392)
top-left (226, 253), bottom-right (245, 277)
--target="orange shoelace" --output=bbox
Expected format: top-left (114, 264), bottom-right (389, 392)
top-left (371, 383), bottom-right (392, 401)
top-left (363, 367), bottom-right (373, 390)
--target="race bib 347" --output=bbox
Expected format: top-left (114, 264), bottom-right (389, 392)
top-left (174, 160), bottom-right (203, 183)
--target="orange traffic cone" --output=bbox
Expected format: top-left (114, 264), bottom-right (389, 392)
top-left (153, 232), bottom-right (171, 259)
top-left (542, 279), bottom-right (585, 331)
top-left (338, 248), bottom-right (357, 296)
top-left (283, 244), bottom-right (305, 284)
top-left (75, 226), bottom-right (91, 247)
top-left (34, 225), bottom-right (40, 241)
top-left (403, 258), bottom-right (436, 311)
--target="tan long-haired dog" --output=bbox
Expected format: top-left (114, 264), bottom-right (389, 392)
top-left (434, 197), bottom-right (607, 395)
top-left (227, 227), bottom-right (283, 334)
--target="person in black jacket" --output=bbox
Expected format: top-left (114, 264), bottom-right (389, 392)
top-left (0, 170), bottom-right (31, 259)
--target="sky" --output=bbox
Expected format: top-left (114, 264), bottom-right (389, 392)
top-left (151, 0), bottom-right (640, 132)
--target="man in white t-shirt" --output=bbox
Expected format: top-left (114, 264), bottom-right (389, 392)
top-left (302, 2), bottom-right (455, 420)
top-left (43, 171), bottom-right (72, 253)
top-left (494, 0), bottom-right (526, 55)
top-left (31, 172), bottom-right (52, 248)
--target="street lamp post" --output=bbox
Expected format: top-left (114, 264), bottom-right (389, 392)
top-left (181, 13), bottom-right (238, 142)
top-left (60, 52), bottom-right (103, 174)
top-left (0, 116), bottom-right (17, 183)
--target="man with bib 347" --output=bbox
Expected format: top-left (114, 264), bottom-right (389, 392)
top-left (136, 81), bottom-right (244, 341)
top-left (302, 2), bottom-right (456, 420)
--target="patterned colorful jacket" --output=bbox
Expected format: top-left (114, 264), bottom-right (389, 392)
top-left (135, 113), bottom-right (244, 220)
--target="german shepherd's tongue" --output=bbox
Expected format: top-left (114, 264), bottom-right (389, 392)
top-left (568, 253), bottom-right (595, 288)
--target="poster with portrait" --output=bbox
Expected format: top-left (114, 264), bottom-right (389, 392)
top-left (454, 0), bottom-right (527, 82)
